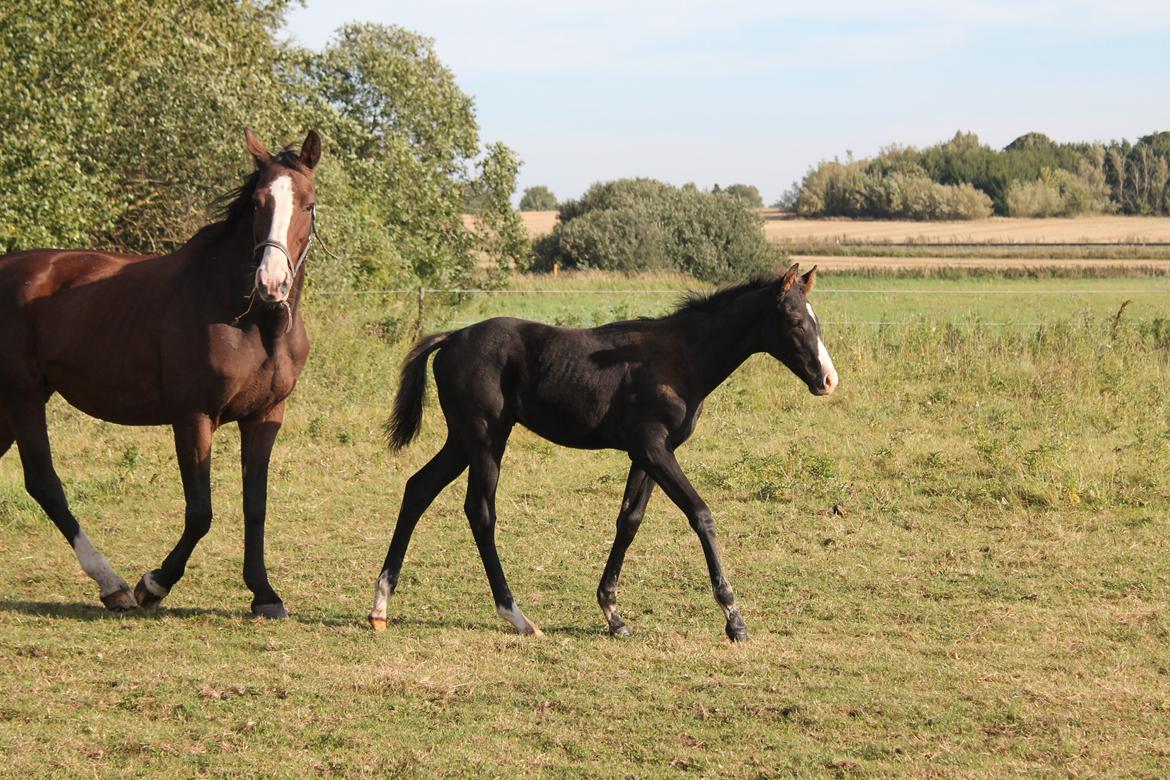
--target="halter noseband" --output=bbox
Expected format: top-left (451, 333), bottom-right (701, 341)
top-left (235, 205), bottom-right (317, 331)
top-left (252, 204), bottom-right (315, 291)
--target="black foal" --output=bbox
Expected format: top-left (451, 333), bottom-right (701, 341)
top-left (369, 264), bottom-right (837, 641)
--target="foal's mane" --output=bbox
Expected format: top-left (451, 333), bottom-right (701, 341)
top-left (210, 149), bottom-right (309, 231)
top-left (667, 276), bottom-right (777, 318)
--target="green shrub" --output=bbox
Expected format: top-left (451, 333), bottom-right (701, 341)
top-left (536, 179), bottom-right (781, 283)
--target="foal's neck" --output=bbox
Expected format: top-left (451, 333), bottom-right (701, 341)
top-left (674, 287), bottom-right (771, 398)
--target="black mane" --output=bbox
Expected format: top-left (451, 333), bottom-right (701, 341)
top-left (668, 276), bottom-right (777, 317)
top-left (211, 149), bottom-right (308, 230)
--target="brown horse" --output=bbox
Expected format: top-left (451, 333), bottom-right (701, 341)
top-left (0, 128), bottom-right (320, 617)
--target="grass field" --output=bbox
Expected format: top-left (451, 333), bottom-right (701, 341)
top-left (3, 271), bottom-right (1170, 776)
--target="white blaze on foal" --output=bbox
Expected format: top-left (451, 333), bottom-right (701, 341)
top-left (256, 175), bottom-right (295, 301)
top-left (807, 302), bottom-right (838, 392)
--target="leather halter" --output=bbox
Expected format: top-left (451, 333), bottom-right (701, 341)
top-left (252, 204), bottom-right (315, 294)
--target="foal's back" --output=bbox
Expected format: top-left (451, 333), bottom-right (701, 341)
top-left (433, 316), bottom-right (680, 450)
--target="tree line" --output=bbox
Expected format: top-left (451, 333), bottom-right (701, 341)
top-left (789, 131), bottom-right (1170, 220)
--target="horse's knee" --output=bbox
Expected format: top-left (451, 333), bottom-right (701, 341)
top-left (185, 509), bottom-right (212, 540)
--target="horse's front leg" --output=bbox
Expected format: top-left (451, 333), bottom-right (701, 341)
top-left (136, 416), bottom-right (214, 608)
top-left (239, 403), bottom-right (287, 619)
top-left (635, 431), bottom-right (748, 642)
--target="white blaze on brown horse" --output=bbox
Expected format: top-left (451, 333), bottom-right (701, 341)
top-left (369, 264), bottom-right (837, 642)
top-left (0, 128), bottom-right (320, 617)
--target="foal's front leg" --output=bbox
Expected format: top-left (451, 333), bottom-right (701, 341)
top-left (636, 435), bottom-right (748, 642)
top-left (135, 416), bottom-right (214, 608)
top-left (239, 404), bottom-right (287, 618)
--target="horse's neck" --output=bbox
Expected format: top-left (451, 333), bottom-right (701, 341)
top-left (673, 291), bottom-right (767, 398)
top-left (179, 221), bottom-right (301, 332)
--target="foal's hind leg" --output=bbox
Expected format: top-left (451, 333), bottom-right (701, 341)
top-left (3, 400), bottom-right (136, 610)
top-left (464, 427), bottom-right (541, 636)
top-left (369, 437), bottom-right (468, 631)
top-left (597, 464), bottom-right (654, 637)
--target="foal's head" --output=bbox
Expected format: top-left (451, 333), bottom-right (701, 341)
top-left (243, 128), bottom-right (321, 304)
top-left (765, 264), bottom-right (838, 396)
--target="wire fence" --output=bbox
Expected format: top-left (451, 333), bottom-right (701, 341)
top-left (306, 284), bottom-right (1162, 333)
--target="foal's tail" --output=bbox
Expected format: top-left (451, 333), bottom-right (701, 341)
top-left (386, 331), bottom-right (453, 450)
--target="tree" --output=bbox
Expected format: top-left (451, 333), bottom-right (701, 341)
top-left (0, 8), bottom-right (528, 285)
top-left (518, 186), bottom-right (557, 211)
top-left (721, 183), bottom-right (764, 208)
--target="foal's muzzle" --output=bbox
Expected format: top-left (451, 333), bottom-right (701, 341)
top-left (810, 368), bottom-right (838, 396)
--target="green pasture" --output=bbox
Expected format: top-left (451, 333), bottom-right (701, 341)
top-left (2, 272), bottom-right (1170, 776)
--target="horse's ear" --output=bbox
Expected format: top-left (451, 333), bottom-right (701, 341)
top-left (244, 127), bottom-right (272, 169)
top-left (779, 263), bottom-right (801, 296)
top-left (300, 130), bottom-right (321, 171)
top-left (801, 265), bottom-right (818, 296)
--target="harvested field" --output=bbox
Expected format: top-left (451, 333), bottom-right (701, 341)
top-left (515, 210), bottom-right (1170, 246)
top-left (763, 212), bottom-right (1170, 245)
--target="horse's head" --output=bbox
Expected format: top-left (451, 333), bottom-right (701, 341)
top-left (244, 128), bottom-right (321, 304)
top-left (767, 263), bottom-right (838, 396)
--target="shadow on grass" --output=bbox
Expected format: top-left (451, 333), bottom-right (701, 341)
top-left (0, 600), bottom-right (613, 638)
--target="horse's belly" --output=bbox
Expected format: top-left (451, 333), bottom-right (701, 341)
top-left (48, 368), bottom-right (168, 425)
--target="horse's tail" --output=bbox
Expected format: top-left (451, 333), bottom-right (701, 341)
top-left (386, 331), bottom-right (453, 450)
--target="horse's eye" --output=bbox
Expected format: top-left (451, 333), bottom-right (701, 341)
top-left (305, 203), bottom-right (316, 212)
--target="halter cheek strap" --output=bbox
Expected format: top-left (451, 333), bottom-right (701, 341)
top-left (236, 206), bottom-right (316, 331)
top-left (253, 205), bottom-right (315, 288)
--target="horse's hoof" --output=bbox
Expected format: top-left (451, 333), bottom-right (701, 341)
top-left (252, 602), bottom-right (288, 620)
top-left (100, 585), bottom-right (138, 612)
top-left (368, 616), bottom-right (388, 632)
top-left (133, 572), bottom-right (168, 609)
top-left (522, 620), bottom-right (544, 638)
top-left (725, 618), bottom-right (749, 643)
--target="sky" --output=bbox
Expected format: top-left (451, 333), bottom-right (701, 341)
top-left (283, 1), bottom-right (1170, 204)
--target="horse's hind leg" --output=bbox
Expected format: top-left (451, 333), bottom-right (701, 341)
top-left (134, 416), bottom-right (213, 610)
top-left (463, 425), bottom-right (541, 636)
top-left (3, 399), bottom-right (136, 610)
top-left (597, 464), bottom-right (654, 637)
top-left (369, 436), bottom-right (468, 630)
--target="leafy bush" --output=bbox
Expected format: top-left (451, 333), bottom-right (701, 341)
top-left (795, 162), bottom-right (992, 220)
top-left (519, 186), bottom-right (557, 211)
top-left (533, 179), bottom-right (781, 282)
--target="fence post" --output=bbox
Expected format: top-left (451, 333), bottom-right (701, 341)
top-left (415, 286), bottom-right (426, 339)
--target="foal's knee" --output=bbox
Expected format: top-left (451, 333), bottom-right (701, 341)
top-left (687, 505), bottom-right (715, 535)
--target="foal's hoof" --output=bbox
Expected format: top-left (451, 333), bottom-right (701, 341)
top-left (725, 616), bottom-right (749, 643)
top-left (607, 617), bottom-right (632, 639)
top-left (252, 602), bottom-right (288, 620)
top-left (100, 585), bottom-right (138, 612)
top-left (368, 615), bottom-right (388, 632)
top-left (133, 572), bottom-right (169, 609)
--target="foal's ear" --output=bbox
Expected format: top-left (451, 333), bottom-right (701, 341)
top-left (244, 127), bottom-right (272, 169)
top-left (300, 130), bottom-right (321, 171)
top-left (779, 263), bottom-right (801, 296)
top-left (801, 265), bottom-right (818, 296)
